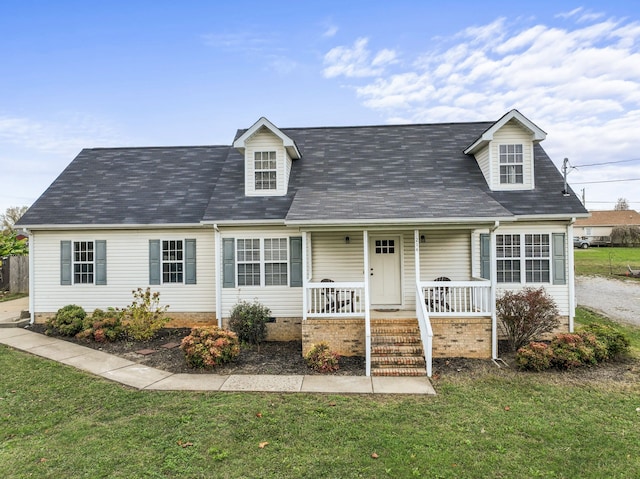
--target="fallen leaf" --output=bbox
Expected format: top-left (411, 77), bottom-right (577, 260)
top-left (177, 441), bottom-right (193, 448)
top-left (371, 452), bottom-right (379, 459)
top-left (39, 458), bottom-right (47, 463)
top-left (328, 402), bottom-right (337, 407)
top-left (259, 442), bottom-right (269, 449)
top-left (480, 428), bottom-right (486, 434)
top-left (504, 406), bottom-right (511, 411)
top-left (256, 412), bottom-right (263, 418)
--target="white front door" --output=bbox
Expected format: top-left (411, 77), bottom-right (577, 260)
top-left (369, 235), bottom-right (402, 305)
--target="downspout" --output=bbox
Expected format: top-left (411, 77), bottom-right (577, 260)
top-left (490, 221), bottom-right (499, 360)
top-left (302, 232), bottom-right (308, 321)
top-left (363, 230), bottom-right (371, 376)
top-left (28, 229), bottom-right (35, 325)
top-left (567, 218), bottom-right (576, 332)
top-left (213, 224), bottom-right (222, 328)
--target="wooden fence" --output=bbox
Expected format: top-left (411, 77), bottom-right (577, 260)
top-left (0, 255), bottom-right (29, 293)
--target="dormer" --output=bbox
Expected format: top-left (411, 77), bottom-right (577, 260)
top-left (464, 109), bottom-right (546, 191)
top-left (233, 117), bottom-right (301, 197)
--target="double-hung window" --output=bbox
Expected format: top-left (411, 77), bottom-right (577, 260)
top-left (236, 238), bottom-right (288, 286)
top-left (74, 241), bottom-right (94, 284)
top-left (254, 151), bottom-right (277, 190)
top-left (499, 144), bottom-right (523, 184)
top-left (496, 233), bottom-right (551, 283)
top-left (162, 240), bottom-right (183, 283)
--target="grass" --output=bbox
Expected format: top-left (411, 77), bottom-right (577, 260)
top-left (0, 292), bottom-right (27, 303)
top-left (574, 246), bottom-right (640, 277)
top-left (2, 310), bottom-right (640, 478)
top-left (575, 306), bottom-right (640, 357)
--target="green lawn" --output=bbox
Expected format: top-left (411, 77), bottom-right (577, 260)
top-left (574, 246), bottom-right (640, 277)
top-left (2, 309), bottom-right (639, 478)
top-left (0, 292), bottom-right (27, 303)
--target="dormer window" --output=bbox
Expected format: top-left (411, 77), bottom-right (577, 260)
top-left (499, 144), bottom-right (523, 184)
top-left (255, 151), bottom-right (277, 190)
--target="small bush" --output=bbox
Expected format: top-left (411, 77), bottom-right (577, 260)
top-left (579, 324), bottom-right (630, 359)
top-left (45, 304), bottom-right (87, 336)
top-left (76, 308), bottom-right (125, 343)
top-left (550, 333), bottom-right (596, 369)
top-left (180, 326), bottom-right (240, 368)
top-left (228, 300), bottom-right (270, 346)
top-left (123, 288), bottom-right (170, 341)
top-left (515, 342), bottom-right (554, 372)
top-left (497, 287), bottom-right (560, 351)
top-left (305, 342), bottom-right (340, 373)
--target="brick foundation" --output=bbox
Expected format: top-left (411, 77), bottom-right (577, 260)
top-left (430, 317), bottom-right (492, 359)
top-left (302, 318), bottom-right (365, 357)
top-left (219, 317), bottom-right (302, 342)
top-left (497, 315), bottom-right (571, 341)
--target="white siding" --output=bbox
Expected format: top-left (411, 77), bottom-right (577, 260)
top-left (310, 231), bottom-right (365, 282)
top-left (32, 228), bottom-right (216, 313)
top-left (220, 227), bottom-right (303, 318)
top-left (490, 120), bottom-right (535, 191)
top-left (244, 128), bottom-right (288, 196)
top-left (474, 145), bottom-right (491, 187)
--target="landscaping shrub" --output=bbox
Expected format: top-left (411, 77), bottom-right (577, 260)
top-left (550, 333), bottom-right (596, 369)
top-left (515, 342), bottom-right (554, 372)
top-left (76, 308), bottom-right (125, 343)
top-left (45, 304), bottom-right (87, 336)
top-left (496, 287), bottom-right (560, 351)
top-left (122, 288), bottom-right (170, 341)
top-left (180, 326), bottom-right (240, 368)
top-left (228, 300), bottom-right (270, 346)
top-left (305, 342), bottom-right (340, 373)
top-left (579, 324), bottom-right (630, 359)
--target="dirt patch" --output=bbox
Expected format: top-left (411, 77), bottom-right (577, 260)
top-left (29, 325), bottom-right (365, 376)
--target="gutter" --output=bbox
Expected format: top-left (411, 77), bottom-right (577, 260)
top-left (27, 229), bottom-right (35, 325)
top-left (213, 224), bottom-right (222, 327)
top-left (489, 221), bottom-right (500, 364)
top-left (568, 217), bottom-right (576, 333)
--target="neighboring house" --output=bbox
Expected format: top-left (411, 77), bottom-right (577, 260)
top-left (17, 109), bottom-right (588, 376)
top-left (574, 210), bottom-right (640, 245)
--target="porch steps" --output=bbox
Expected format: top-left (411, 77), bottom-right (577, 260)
top-left (370, 319), bottom-right (426, 377)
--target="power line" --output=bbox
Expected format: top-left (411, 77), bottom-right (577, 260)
top-left (571, 178), bottom-right (640, 185)
top-left (571, 158), bottom-right (640, 168)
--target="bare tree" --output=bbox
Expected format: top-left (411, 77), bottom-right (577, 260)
top-left (1, 206), bottom-right (28, 232)
top-left (614, 197), bottom-right (630, 211)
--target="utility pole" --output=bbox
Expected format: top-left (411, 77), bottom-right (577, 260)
top-left (581, 188), bottom-right (586, 205)
top-left (562, 158), bottom-right (570, 196)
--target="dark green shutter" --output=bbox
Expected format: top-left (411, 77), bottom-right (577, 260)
top-left (95, 240), bottom-right (107, 285)
top-left (289, 236), bottom-right (303, 287)
top-left (480, 234), bottom-right (490, 280)
top-left (149, 240), bottom-right (161, 285)
top-left (185, 239), bottom-right (196, 284)
top-left (60, 241), bottom-right (72, 285)
top-left (552, 233), bottom-right (566, 285)
top-left (222, 238), bottom-right (235, 288)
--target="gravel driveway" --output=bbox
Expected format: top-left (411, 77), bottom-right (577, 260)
top-left (575, 276), bottom-right (640, 326)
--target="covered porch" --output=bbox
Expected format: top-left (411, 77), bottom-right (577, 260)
top-left (300, 228), bottom-right (498, 377)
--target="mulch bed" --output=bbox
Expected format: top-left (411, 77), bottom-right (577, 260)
top-left (29, 325), bottom-right (365, 376)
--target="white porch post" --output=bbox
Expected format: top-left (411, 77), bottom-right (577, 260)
top-left (302, 231), bottom-right (308, 322)
top-left (363, 230), bottom-right (371, 376)
top-left (490, 224), bottom-right (498, 359)
top-left (414, 229), bottom-right (420, 284)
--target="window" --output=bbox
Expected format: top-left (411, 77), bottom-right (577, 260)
top-left (74, 241), bottom-right (94, 284)
top-left (499, 144), bottom-right (523, 184)
top-left (496, 234), bottom-right (520, 283)
top-left (162, 240), bottom-right (183, 283)
top-left (264, 238), bottom-right (288, 286)
top-left (496, 233), bottom-right (551, 283)
top-left (254, 151), bottom-right (277, 190)
top-left (236, 238), bottom-right (288, 286)
top-left (375, 239), bottom-right (395, 254)
top-left (525, 234), bottom-right (550, 282)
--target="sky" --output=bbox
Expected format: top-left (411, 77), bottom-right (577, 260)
top-left (1, 0), bottom-right (640, 216)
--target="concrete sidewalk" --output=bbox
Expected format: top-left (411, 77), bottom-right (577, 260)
top-left (0, 327), bottom-right (436, 395)
top-left (0, 296), bottom-right (29, 327)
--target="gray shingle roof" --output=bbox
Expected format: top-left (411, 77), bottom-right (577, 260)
top-left (18, 119), bottom-right (587, 227)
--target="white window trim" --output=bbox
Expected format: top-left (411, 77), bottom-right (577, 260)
top-left (499, 144), bottom-right (524, 185)
top-left (236, 237), bottom-right (290, 287)
top-left (254, 151), bottom-right (277, 191)
top-left (73, 240), bottom-right (95, 285)
top-left (162, 239), bottom-right (184, 284)
top-left (496, 233), bottom-right (552, 285)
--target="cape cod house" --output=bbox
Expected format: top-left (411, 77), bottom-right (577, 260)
top-left (17, 109), bottom-right (589, 376)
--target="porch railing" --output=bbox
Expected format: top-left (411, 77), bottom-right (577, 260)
top-left (420, 279), bottom-right (492, 316)
top-left (415, 284), bottom-right (433, 377)
top-left (306, 281), bottom-right (366, 318)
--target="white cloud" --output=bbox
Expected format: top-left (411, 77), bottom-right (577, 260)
top-left (323, 24), bottom-right (338, 38)
top-left (323, 37), bottom-right (398, 78)
top-left (322, 12), bottom-right (640, 207)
